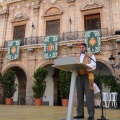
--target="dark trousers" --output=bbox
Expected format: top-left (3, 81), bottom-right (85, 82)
top-left (76, 74), bottom-right (94, 118)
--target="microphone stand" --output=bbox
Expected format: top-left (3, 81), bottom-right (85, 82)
top-left (81, 52), bottom-right (108, 120)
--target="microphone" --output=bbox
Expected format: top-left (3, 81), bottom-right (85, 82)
top-left (80, 50), bottom-right (85, 54)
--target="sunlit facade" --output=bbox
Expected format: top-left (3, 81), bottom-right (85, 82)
top-left (0, 0), bottom-right (120, 105)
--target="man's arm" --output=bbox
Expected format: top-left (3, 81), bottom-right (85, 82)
top-left (87, 54), bottom-right (96, 71)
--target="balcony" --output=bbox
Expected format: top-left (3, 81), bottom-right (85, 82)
top-left (4, 28), bottom-right (108, 48)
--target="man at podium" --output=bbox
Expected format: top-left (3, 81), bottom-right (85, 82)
top-left (73, 43), bottom-right (96, 120)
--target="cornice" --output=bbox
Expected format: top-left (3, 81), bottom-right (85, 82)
top-left (0, 0), bottom-right (27, 5)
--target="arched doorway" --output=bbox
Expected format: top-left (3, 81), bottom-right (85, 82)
top-left (4, 66), bottom-right (27, 105)
top-left (42, 64), bottom-right (54, 106)
top-left (93, 61), bottom-right (112, 88)
top-left (52, 68), bottom-right (61, 106)
top-left (94, 61), bottom-right (112, 75)
top-left (42, 64), bottom-right (61, 106)
top-left (94, 61), bottom-right (112, 96)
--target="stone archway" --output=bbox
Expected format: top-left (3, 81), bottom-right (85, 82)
top-left (93, 61), bottom-right (112, 97)
top-left (41, 64), bottom-right (61, 106)
top-left (3, 66), bottom-right (27, 105)
top-left (52, 68), bottom-right (61, 106)
top-left (41, 64), bottom-right (54, 106)
top-left (94, 61), bottom-right (112, 75)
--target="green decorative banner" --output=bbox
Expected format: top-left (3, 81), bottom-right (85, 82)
top-left (44, 35), bottom-right (58, 59)
top-left (84, 30), bottom-right (101, 53)
top-left (8, 40), bottom-right (20, 60)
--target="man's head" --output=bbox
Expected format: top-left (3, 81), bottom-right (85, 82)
top-left (79, 43), bottom-right (87, 53)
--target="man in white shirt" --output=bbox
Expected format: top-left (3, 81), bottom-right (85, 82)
top-left (73, 43), bottom-right (96, 120)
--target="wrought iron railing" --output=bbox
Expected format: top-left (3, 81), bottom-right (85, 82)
top-left (4, 28), bottom-right (108, 48)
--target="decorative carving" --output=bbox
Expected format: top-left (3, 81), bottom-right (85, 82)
top-left (50, 0), bottom-right (57, 4)
top-left (0, 10), bottom-right (9, 18)
top-left (11, 12), bottom-right (29, 22)
top-left (32, 4), bottom-right (40, 13)
top-left (43, 6), bottom-right (63, 17)
top-left (88, 0), bottom-right (95, 5)
top-left (67, 0), bottom-right (75, 3)
top-left (81, 1), bottom-right (103, 11)
top-left (32, 4), bottom-right (40, 9)
top-left (38, 0), bottom-right (41, 4)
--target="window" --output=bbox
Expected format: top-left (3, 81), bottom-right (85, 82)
top-left (46, 19), bottom-right (60, 36)
top-left (13, 25), bottom-right (25, 40)
top-left (84, 13), bottom-right (101, 30)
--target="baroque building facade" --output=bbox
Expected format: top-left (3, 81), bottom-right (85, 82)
top-left (0, 0), bottom-right (120, 105)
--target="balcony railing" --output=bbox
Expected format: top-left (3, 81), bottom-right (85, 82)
top-left (4, 28), bottom-right (108, 48)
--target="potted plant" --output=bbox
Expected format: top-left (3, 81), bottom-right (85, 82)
top-left (59, 70), bottom-right (71, 107)
top-left (2, 70), bottom-right (17, 105)
top-left (32, 67), bottom-right (48, 106)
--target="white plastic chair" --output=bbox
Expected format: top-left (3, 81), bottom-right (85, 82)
top-left (102, 92), bottom-right (108, 108)
top-left (108, 92), bottom-right (118, 108)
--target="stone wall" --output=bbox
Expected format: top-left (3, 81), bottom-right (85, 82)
top-left (0, 0), bottom-right (120, 105)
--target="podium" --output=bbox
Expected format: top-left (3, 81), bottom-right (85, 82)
top-left (52, 56), bottom-right (92, 120)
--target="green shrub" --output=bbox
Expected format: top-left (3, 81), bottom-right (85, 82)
top-left (2, 70), bottom-right (17, 98)
top-left (32, 67), bottom-right (48, 98)
top-left (59, 70), bottom-right (71, 99)
top-left (94, 74), bottom-right (120, 98)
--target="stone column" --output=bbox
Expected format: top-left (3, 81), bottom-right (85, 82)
top-left (25, 54), bottom-right (37, 105)
top-left (32, 3), bottom-right (40, 37)
top-left (0, 5), bottom-right (9, 47)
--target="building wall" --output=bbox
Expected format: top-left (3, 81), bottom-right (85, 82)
top-left (0, 0), bottom-right (114, 41)
top-left (0, 0), bottom-right (120, 105)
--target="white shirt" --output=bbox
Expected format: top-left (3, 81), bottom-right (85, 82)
top-left (79, 53), bottom-right (96, 71)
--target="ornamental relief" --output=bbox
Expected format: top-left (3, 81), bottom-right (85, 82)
top-left (43, 6), bottom-right (63, 17)
top-left (50, 0), bottom-right (57, 4)
top-left (11, 12), bottom-right (29, 22)
top-left (67, 0), bottom-right (76, 2)
top-left (81, 0), bottom-right (103, 11)
top-left (49, 0), bottom-right (76, 4)
top-left (0, 10), bottom-right (9, 17)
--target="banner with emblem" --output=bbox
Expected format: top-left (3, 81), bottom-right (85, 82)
top-left (8, 40), bottom-right (20, 60)
top-left (44, 35), bottom-right (58, 59)
top-left (84, 30), bottom-right (101, 53)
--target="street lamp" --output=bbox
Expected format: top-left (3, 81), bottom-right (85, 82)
top-left (69, 17), bottom-right (72, 33)
top-left (31, 22), bottom-right (35, 40)
top-left (109, 52), bottom-right (120, 69)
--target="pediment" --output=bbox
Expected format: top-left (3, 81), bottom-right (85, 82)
top-left (81, 2), bottom-right (103, 11)
top-left (11, 13), bottom-right (29, 22)
top-left (43, 6), bottom-right (63, 17)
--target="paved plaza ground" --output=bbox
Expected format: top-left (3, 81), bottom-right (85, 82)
top-left (0, 105), bottom-right (119, 120)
